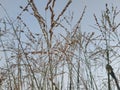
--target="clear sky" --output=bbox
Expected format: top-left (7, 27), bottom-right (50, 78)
top-left (0, 0), bottom-right (120, 67)
top-left (1, 0), bottom-right (120, 34)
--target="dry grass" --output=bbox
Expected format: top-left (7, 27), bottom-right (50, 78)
top-left (0, 1), bottom-right (120, 90)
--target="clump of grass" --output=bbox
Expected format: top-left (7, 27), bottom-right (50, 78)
top-left (0, 1), bottom-right (120, 90)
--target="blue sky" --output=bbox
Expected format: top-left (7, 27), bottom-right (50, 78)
top-left (0, 0), bottom-right (120, 34)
